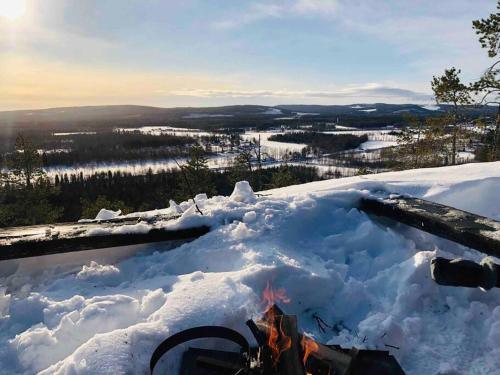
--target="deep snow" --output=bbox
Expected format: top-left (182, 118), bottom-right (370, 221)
top-left (0, 162), bottom-right (499, 374)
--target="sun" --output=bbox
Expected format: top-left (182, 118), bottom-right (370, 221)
top-left (0, 0), bottom-right (26, 21)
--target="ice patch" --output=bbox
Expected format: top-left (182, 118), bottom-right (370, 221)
top-left (169, 200), bottom-right (184, 214)
top-left (94, 209), bottom-right (121, 221)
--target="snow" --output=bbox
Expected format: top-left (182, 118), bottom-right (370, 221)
top-left (241, 131), bottom-right (307, 154)
top-left (294, 112), bottom-right (320, 116)
top-left (182, 114), bottom-right (234, 118)
top-left (0, 162), bottom-right (499, 374)
top-left (229, 181), bottom-right (257, 203)
top-left (44, 154), bottom-right (236, 180)
top-left (358, 140), bottom-right (398, 150)
top-left (114, 126), bottom-right (213, 137)
top-left (421, 105), bottom-right (441, 111)
top-left (335, 125), bottom-right (357, 130)
top-left (94, 209), bottom-right (121, 221)
top-left (262, 108), bottom-right (283, 115)
top-left (76, 262), bottom-right (122, 286)
top-left (52, 132), bottom-right (97, 136)
top-left (359, 108), bottom-right (377, 112)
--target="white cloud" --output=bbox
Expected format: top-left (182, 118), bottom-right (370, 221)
top-left (292, 0), bottom-right (338, 16)
top-left (212, 3), bottom-right (284, 29)
top-left (212, 0), bottom-right (338, 29)
top-left (171, 83), bottom-right (432, 103)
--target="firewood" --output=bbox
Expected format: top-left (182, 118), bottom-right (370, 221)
top-left (277, 314), bottom-right (306, 375)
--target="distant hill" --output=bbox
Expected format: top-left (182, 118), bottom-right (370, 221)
top-left (276, 103), bottom-right (496, 116)
top-left (0, 105), bottom-right (294, 132)
top-left (0, 103), bottom-right (495, 133)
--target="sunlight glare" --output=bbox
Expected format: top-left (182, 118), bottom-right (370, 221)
top-left (0, 0), bottom-right (26, 21)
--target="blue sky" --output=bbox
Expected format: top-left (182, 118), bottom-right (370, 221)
top-left (0, 0), bottom-right (496, 110)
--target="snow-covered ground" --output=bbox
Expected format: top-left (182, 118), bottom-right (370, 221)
top-left (241, 131), bottom-right (307, 154)
top-left (357, 140), bottom-right (398, 151)
top-left (1, 162), bottom-right (499, 374)
top-left (114, 126), bottom-right (213, 137)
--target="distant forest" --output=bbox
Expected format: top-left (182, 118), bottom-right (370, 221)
top-left (41, 133), bottom-right (196, 165)
top-left (0, 132), bottom-right (197, 167)
top-left (0, 164), bottom-right (322, 226)
top-left (268, 132), bottom-right (368, 153)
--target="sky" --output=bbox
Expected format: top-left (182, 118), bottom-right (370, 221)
top-left (0, 0), bottom-right (496, 110)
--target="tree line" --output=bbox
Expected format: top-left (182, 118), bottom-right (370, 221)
top-left (268, 132), bottom-right (368, 154)
top-left (0, 132), bottom-right (198, 167)
top-left (0, 139), bottom-right (322, 226)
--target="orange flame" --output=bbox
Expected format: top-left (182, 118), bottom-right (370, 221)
top-left (301, 335), bottom-right (319, 369)
top-left (261, 281), bottom-right (291, 367)
top-left (267, 314), bottom-right (292, 367)
top-left (262, 281), bottom-right (290, 312)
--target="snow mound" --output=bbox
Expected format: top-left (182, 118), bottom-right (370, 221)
top-left (0, 162), bottom-right (499, 374)
top-left (76, 262), bottom-right (122, 286)
top-left (230, 181), bottom-right (256, 203)
top-left (94, 209), bottom-right (121, 221)
top-left (168, 200), bottom-right (184, 214)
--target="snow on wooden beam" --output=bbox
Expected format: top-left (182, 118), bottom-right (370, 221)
top-left (0, 217), bottom-right (210, 260)
top-left (359, 196), bottom-right (500, 258)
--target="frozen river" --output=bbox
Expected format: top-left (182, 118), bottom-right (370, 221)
top-left (43, 127), bottom-right (399, 178)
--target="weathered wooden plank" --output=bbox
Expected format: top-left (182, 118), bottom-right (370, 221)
top-left (359, 196), bottom-right (500, 258)
top-left (0, 215), bottom-right (210, 260)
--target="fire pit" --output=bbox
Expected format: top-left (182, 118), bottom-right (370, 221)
top-left (151, 308), bottom-right (404, 373)
top-left (150, 283), bottom-right (405, 374)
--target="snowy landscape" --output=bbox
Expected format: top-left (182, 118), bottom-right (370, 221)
top-left (1, 1), bottom-right (500, 374)
top-left (0, 162), bottom-right (499, 374)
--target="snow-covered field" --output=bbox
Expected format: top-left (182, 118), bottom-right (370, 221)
top-left (114, 126), bottom-right (213, 137)
top-left (1, 162), bottom-right (499, 374)
top-left (357, 140), bottom-right (398, 151)
top-left (43, 155), bottom-right (237, 179)
top-left (241, 131), bottom-right (308, 154)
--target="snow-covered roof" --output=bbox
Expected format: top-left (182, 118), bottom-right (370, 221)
top-left (1, 162), bottom-right (499, 374)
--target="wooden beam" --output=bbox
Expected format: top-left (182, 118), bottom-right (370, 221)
top-left (359, 196), bottom-right (500, 258)
top-left (0, 216), bottom-right (210, 260)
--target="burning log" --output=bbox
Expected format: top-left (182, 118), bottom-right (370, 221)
top-left (251, 304), bottom-right (304, 375)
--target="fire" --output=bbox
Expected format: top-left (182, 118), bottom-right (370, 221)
top-left (301, 335), bottom-right (319, 369)
top-left (266, 314), bottom-right (292, 367)
top-left (261, 281), bottom-right (291, 367)
top-left (262, 281), bottom-right (290, 311)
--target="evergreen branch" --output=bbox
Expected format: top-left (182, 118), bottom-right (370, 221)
top-left (173, 158), bottom-right (204, 216)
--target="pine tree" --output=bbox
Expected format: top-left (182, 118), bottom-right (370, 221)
top-left (471, 2), bottom-right (500, 160)
top-left (9, 134), bottom-right (45, 188)
top-left (230, 150), bottom-right (253, 187)
top-left (269, 166), bottom-right (299, 189)
top-left (177, 146), bottom-right (216, 201)
top-left (431, 68), bottom-right (471, 165)
top-left (0, 134), bottom-right (63, 226)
